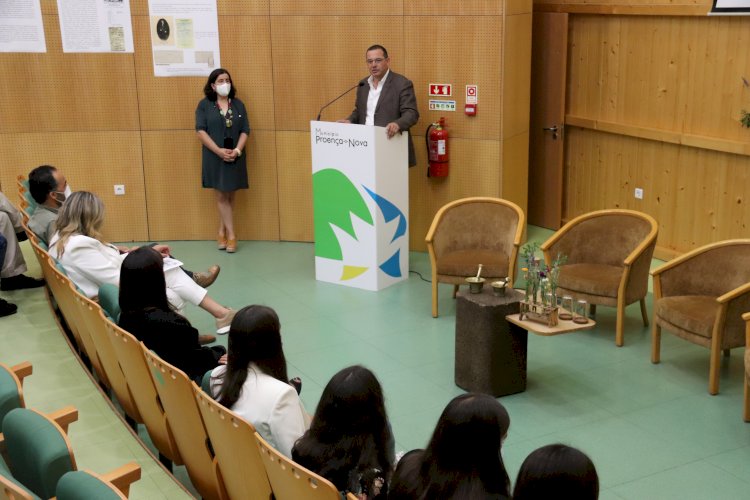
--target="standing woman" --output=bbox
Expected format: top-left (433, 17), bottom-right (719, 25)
top-left (196, 68), bottom-right (250, 254)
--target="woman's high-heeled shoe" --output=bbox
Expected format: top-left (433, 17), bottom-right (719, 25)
top-left (217, 235), bottom-right (227, 250)
top-left (226, 239), bottom-right (237, 253)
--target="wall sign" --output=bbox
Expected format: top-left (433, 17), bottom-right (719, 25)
top-left (429, 100), bottom-right (456, 112)
top-left (429, 84), bottom-right (452, 97)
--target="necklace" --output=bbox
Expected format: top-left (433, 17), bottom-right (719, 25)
top-left (217, 99), bottom-right (233, 128)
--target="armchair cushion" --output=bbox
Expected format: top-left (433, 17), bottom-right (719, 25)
top-left (558, 264), bottom-right (623, 298)
top-left (655, 296), bottom-right (719, 339)
top-left (436, 250), bottom-right (509, 278)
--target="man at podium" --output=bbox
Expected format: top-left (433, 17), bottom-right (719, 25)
top-left (340, 45), bottom-right (419, 166)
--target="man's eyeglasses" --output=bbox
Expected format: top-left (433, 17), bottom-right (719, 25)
top-left (367, 58), bottom-right (385, 65)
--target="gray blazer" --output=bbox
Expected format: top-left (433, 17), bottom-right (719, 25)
top-left (347, 71), bottom-right (420, 166)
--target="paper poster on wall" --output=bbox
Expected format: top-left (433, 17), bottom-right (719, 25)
top-left (57, 0), bottom-right (134, 53)
top-left (148, 0), bottom-right (220, 77)
top-left (0, 0), bottom-right (46, 53)
top-left (711, 0), bottom-right (750, 13)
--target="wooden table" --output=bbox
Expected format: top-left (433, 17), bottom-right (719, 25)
top-left (506, 310), bottom-right (597, 336)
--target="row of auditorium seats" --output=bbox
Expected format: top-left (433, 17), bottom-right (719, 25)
top-left (0, 361), bottom-right (141, 499)
top-left (15, 175), bottom-right (359, 498)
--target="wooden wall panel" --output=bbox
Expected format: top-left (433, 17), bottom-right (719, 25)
top-left (0, 15), bottom-right (139, 133)
top-left (133, 15), bottom-right (275, 131)
top-left (270, 0), bottom-right (402, 15)
top-left (502, 11), bottom-right (532, 139)
top-left (130, 0), bottom-right (271, 17)
top-left (564, 127), bottom-right (750, 257)
top-left (534, 0), bottom-right (712, 15)
top-left (502, 132), bottom-right (530, 213)
top-left (271, 16), bottom-right (404, 131)
top-left (559, 12), bottom-right (750, 256)
top-left (276, 131), bottom-right (313, 242)
top-left (0, 132), bottom-right (148, 242)
top-left (142, 130), bottom-right (279, 241)
top-left (405, 16), bottom-right (503, 140)
top-left (568, 15), bottom-right (750, 142)
top-left (404, 0), bottom-right (503, 15)
top-left (409, 138), bottom-right (502, 251)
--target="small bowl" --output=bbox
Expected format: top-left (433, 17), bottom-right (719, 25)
top-left (491, 281), bottom-right (508, 296)
top-left (465, 277), bottom-right (486, 294)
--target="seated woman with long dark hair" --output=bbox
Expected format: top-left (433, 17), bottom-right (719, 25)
top-left (389, 393), bottom-right (511, 500)
top-left (292, 365), bottom-right (395, 500)
top-left (118, 247), bottom-right (226, 381)
top-left (513, 444), bottom-right (599, 500)
top-left (210, 305), bottom-right (308, 458)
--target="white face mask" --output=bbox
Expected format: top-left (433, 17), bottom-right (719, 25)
top-left (215, 82), bottom-right (231, 97)
top-left (53, 184), bottom-right (72, 205)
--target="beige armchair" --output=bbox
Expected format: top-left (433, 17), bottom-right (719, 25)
top-left (651, 240), bottom-right (750, 395)
top-left (743, 312), bottom-right (750, 421)
top-left (541, 209), bottom-right (658, 347)
top-left (425, 197), bottom-right (524, 318)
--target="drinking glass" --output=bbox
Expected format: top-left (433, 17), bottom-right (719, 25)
top-left (559, 295), bottom-right (573, 320)
top-left (573, 299), bottom-right (589, 324)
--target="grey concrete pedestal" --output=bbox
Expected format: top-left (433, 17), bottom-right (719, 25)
top-left (455, 287), bottom-right (527, 397)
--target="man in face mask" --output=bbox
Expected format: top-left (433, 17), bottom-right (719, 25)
top-left (29, 165), bottom-right (68, 245)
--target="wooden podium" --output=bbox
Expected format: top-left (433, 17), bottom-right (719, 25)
top-left (310, 121), bottom-right (409, 291)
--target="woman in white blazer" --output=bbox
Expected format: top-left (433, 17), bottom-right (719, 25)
top-left (210, 305), bottom-right (309, 458)
top-left (49, 191), bottom-right (234, 332)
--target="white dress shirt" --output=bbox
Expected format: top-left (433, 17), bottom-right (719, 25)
top-left (365, 69), bottom-right (390, 126)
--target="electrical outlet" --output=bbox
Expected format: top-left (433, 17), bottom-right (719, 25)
top-left (634, 188), bottom-right (643, 200)
top-left (114, 184), bottom-right (125, 195)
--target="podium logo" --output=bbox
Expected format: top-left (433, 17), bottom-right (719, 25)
top-left (313, 169), bottom-right (406, 280)
top-left (314, 128), bottom-right (368, 148)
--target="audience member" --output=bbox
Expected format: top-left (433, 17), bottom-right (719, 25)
top-left (0, 191), bottom-right (44, 293)
top-left (389, 393), bottom-right (511, 500)
top-left (0, 235), bottom-right (17, 317)
top-left (28, 165), bottom-right (219, 287)
top-left (210, 305), bottom-right (308, 458)
top-left (513, 444), bottom-right (599, 500)
top-left (118, 247), bottom-right (226, 380)
top-left (293, 365), bottom-right (394, 499)
top-left (28, 164), bottom-right (68, 245)
top-left (49, 191), bottom-right (234, 333)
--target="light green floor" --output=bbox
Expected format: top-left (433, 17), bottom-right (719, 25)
top-left (4, 227), bottom-right (750, 499)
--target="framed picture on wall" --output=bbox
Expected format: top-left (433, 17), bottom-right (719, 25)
top-left (711, 0), bottom-right (750, 13)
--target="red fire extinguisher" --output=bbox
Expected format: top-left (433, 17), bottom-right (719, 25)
top-left (425, 117), bottom-right (449, 177)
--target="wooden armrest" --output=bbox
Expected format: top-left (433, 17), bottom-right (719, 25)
top-left (101, 462), bottom-right (141, 497)
top-left (742, 312), bottom-right (750, 322)
top-left (623, 233), bottom-right (658, 266)
top-left (47, 406), bottom-right (79, 434)
top-left (10, 361), bottom-right (32, 382)
top-left (717, 282), bottom-right (750, 303)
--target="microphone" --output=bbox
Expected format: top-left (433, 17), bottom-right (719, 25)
top-left (316, 81), bottom-right (365, 121)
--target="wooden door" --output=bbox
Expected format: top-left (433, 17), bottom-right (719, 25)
top-left (528, 12), bottom-right (568, 229)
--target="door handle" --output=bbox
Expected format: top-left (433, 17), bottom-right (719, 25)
top-left (542, 125), bottom-right (561, 140)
